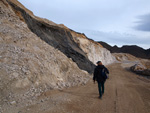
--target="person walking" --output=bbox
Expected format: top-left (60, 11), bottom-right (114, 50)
top-left (93, 61), bottom-right (109, 99)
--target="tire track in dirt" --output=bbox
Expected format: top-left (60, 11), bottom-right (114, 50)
top-left (114, 88), bottom-right (118, 113)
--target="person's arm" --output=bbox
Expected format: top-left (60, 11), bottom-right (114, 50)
top-left (93, 68), bottom-right (97, 82)
top-left (104, 66), bottom-right (109, 74)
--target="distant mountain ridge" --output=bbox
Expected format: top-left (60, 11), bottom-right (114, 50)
top-left (98, 41), bottom-right (150, 59)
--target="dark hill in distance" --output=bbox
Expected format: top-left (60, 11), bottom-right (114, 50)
top-left (98, 41), bottom-right (150, 59)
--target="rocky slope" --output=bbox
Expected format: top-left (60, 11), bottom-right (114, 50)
top-left (130, 64), bottom-right (150, 76)
top-left (0, 0), bottom-right (90, 111)
top-left (0, 0), bottom-right (115, 111)
top-left (113, 53), bottom-right (150, 77)
top-left (99, 41), bottom-right (150, 59)
top-left (7, 0), bottom-right (115, 73)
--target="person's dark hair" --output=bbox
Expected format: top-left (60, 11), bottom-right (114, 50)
top-left (96, 61), bottom-right (101, 64)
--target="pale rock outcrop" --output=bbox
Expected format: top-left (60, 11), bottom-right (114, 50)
top-left (130, 64), bottom-right (147, 71)
top-left (71, 34), bottom-right (115, 65)
top-left (130, 64), bottom-right (150, 76)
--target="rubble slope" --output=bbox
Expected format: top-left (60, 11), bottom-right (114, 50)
top-left (0, 0), bottom-right (89, 110)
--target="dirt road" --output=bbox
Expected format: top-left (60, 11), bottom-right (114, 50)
top-left (19, 63), bottom-right (150, 113)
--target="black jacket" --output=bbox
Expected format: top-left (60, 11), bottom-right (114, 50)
top-left (93, 65), bottom-right (109, 82)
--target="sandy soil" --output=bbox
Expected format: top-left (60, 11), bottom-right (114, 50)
top-left (7, 63), bottom-right (150, 113)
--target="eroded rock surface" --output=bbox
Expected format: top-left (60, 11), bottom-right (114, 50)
top-left (0, 0), bottom-right (90, 111)
top-left (71, 32), bottom-right (115, 65)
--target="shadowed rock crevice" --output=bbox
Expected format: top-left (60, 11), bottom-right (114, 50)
top-left (7, 0), bottom-right (95, 73)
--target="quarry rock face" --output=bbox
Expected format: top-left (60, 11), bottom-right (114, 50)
top-left (0, 0), bottom-right (115, 112)
top-left (6, 0), bottom-right (115, 73)
top-left (71, 33), bottom-right (115, 65)
top-left (6, 0), bottom-right (95, 73)
top-left (0, 0), bottom-right (90, 111)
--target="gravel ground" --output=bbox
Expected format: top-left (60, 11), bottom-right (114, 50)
top-left (3, 62), bottom-right (150, 113)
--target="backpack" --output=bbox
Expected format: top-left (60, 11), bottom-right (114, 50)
top-left (101, 68), bottom-right (108, 80)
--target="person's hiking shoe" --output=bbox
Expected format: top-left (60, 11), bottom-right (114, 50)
top-left (99, 96), bottom-right (102, 99)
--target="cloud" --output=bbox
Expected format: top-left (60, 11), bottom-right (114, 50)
top-left (134, 13), bottom-right (150, 31)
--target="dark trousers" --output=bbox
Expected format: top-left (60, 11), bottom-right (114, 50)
top-left (98, 81), bottom-right (105, 97)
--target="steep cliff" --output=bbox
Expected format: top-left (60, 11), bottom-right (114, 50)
top-left (6, 0), bottom-right (95, 73)
top-left (6, 0), bottom-right (115, 73)
top-left (71, 32), bottom-right (115, 65)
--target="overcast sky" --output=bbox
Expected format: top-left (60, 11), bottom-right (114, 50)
top-left (18, 0), bottom-right (150, 49)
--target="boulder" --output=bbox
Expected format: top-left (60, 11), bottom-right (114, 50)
top-left (130, 64), bottom-right (150, 76)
